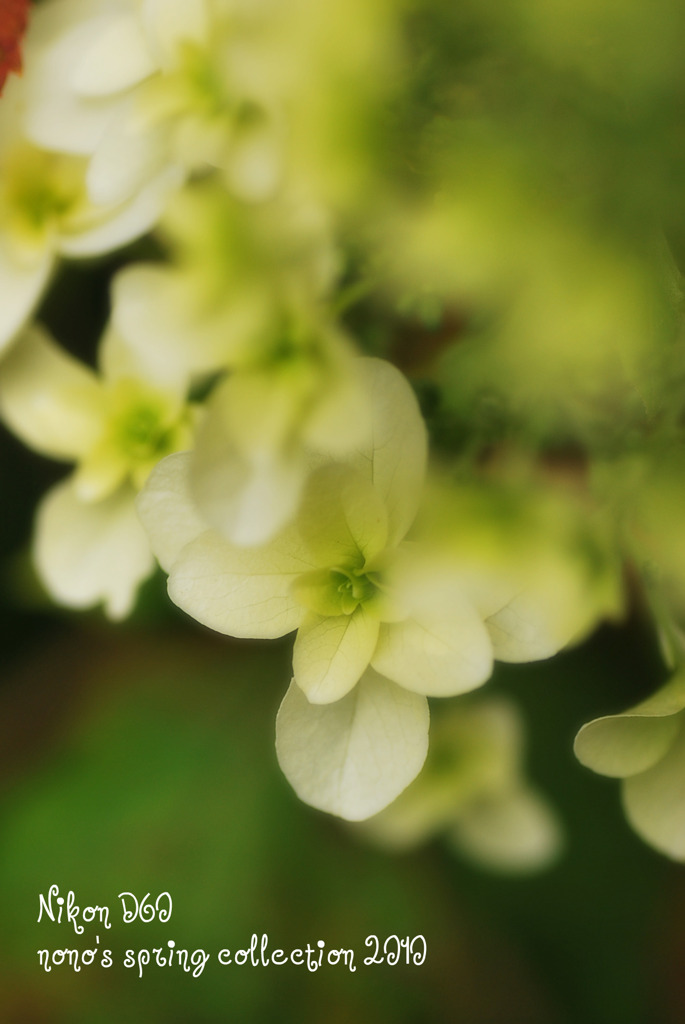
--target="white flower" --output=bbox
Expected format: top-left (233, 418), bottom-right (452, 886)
top-left (112, 182), bottom-right (340, 386)
top-left (184, 312), bottom-right (372, 546)
top-left (109, 181), bottom-right (351, 545)
top-left (0, 324), bottom-right (195, 617)
top-left (0, 73), bottom-right (177, 356)
top-left (137, 358), bottom-right (488, 700)
top-left (575, 673), bottom-right (685, 860)
top-left (138, 357), bottom-right (586, 819)
top-left (23, 0), bottom-right (283, 206)
top-left (138, 358), bottom-right (498, 817)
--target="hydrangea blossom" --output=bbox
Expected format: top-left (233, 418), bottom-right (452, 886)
top-left (0, 323), bottom-right (195, 617)
top-left (0, 72), bottom-right (177, 356)
top-left (112, 182), bottom-right (340, 385)
top-left (137, 359), bottom-right (494, 699)
top-left (138, 358), bottom-right (582, 819)
top-left (108, 182), bottom-right (361, 545)
top-left (22, 0), bottom-right (399, 214)
top-left (22, 0), bottom-right (286, 206)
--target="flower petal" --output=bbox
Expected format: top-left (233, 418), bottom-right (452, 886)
top-left (59, 168), bottom-right (181, 259)
top-left (346, 358), bottom-right (427, 547)
top-left (622, 719), bottom-right (685, 860)
top-left (136, 452), bottom-right (207, 572)
top-left (276, 669), bottom-right (429, 821)
top-left (371, 594), bottom-right (493, 697)
top-left (485, 588), bottom-right (581, 663)
top-left (86, 105), bottom-right (169, 207)
top-left (574, 675), bottom-right (685, 778)
top-left (24, 0), bottom-right (118, 154)
top-left (189, 381), bottom-right (309, 546)
top-left (111, 263), bottom-right (228, 385)
top-left (296, 465), bottom-right (389, 568)
top-left (141, 0), bottom-right (210, 68)
top-left (35, 478), bottom-right (154, 619)
top-left (71, 12), bottom-right (156, 97)
top-left (293, 608), bottom-right (380, 704)
top-left (0, 325), bottom-right (103, 458)
top-left (166, 521), bottom-right (313, 638)
top-left (450, 787), bottom-right (563, 873)
top-left (0, 245), bottom-right (52, 355)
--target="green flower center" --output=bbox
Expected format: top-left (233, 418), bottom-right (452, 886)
top-left (141, 42), bottom-right (267, 132)
top-left (103, 379), bottom-right (192, 490)
top-left (292, 562), bottom-right (381, 618)
top-left (173, 43), bottom-right (229, 120)
top-left (328, 568), bottom-right (378, 615)
top-left (115, 400), bottom-right (174, 464)
top-left (2, 146), bottom-right (87, 244)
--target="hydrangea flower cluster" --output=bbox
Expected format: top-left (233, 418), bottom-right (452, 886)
top-left (2, 0), bottom-right (685, 857)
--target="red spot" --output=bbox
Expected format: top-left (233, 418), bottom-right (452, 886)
top-left (0, 0), bottom-right (30, 96)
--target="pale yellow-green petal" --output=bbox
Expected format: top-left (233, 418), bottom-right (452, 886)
top-left (59, 168), bottom-right (180, 259)
top-left (296, 465), bottom-right (389, 568)
top-left (302, 354), bottom-right (372, 457)
top-left (71, 12), bottom-right (156, 97)
top-left (449, 787), bottom-right (563, 874)
top-left (189, 375), bottom-right (311, 545)
top-left (0, 245), bottom-right (53, 355)
top-left (622, 719), bottom-right (685, 860)
top-left (167, 524), bottom-right (312, 638)
top-left (276, 670), bottom-right (429, 821)
top-left (136, 451), bottom-right (207, 572)
top-left (574, 674), bottom-right (685, 778)
top-left (371, 596), bottom-right (493, 697)
top-left (190, 411), bottom-right (307, 547)
top-left (0, 325), bottom-right (103, 459)
top-left (485, 589), bottom-right (577, 663)
top-left (35, 477), bottom-right (154, 619)
top-left (361, 697), bottom-right (527, 849)
top-left (23, 1), bottom-right (118, 155)
top-left (346, 358), bottom-right (427, 547)
top-left (111, 263), bottom-right (231, 384)
top-left (97, 324), bottom-right (147, 384)
top-left (72, 442), bottom-right (129, 502)
top-left (97, 322), bottom-right (188, 400)
top-left (86, 106), bottom-right (168, 207)
top-left (293, 608), bottom-right (380, 704)
top-left (141, 0), bottom-right (210, 68)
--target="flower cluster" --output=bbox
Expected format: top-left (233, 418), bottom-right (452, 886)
top-left (3, 0), bottom-right (685, 856)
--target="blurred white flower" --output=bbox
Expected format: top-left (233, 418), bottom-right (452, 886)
top-left (575, 673), bottom-right (685, 860)
top-left (362, 698), bottom-right (563, 873)
top-left (111, 182), bottom-right (340, 386)
top-left (0, 74), bottom-right (177, 356)
top-left (23, 0), bottom-right (284, 206)
top-left (0, 324), bottom-right (195, 617)
top-left (185, 309), bottom-right (372, 546)
top-left (108, 180), bottom-right (351, 544)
